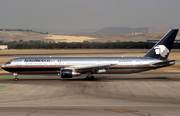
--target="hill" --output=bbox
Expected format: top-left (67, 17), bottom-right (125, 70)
top-left (93, 27), bottom-right (173, 34)
top-left (0, 27), bottom-right (179, 43)
top-left (0, 31), bottom-right (50, 42)
top-left (0, 30), bottom-right (171, 43)
top-left (94, 27), bottom-right (148, 34)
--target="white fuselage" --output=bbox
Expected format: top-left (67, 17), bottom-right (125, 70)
top-left (1, 57), bottom-right (172, 75)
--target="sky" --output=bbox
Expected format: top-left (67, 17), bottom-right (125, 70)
top-left (0, 0), bottom-right (180, 33)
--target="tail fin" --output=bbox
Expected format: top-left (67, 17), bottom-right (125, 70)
top-left (144, 29), bottom-right (179, 60)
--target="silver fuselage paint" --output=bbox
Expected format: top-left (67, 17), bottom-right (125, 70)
top-left (1, 57), bottom-right (171, 75)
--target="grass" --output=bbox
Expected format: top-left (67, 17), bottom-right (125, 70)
top-left (0, 49), bottom-right (148, 54)
top-left (0, 76), bottom-right (33, 79)
top-left (0, 85), bottom-right (6, 89)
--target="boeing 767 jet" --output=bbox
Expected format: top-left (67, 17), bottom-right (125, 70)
top-left (1, 29), bottom-right (179, 81)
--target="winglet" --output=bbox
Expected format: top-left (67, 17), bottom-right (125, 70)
top-left (144, 29), bottom-right (179, 60)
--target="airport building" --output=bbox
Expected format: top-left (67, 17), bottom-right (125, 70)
top-left (0, 45), bottom-right (8, 50)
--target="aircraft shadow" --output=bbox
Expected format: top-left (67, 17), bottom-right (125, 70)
top-left (0, 76), bottom-right (176, 82)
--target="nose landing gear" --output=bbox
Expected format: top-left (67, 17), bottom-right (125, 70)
top-left (13, 73), bottom-right (18, 81)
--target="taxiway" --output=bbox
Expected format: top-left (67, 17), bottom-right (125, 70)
top-left (0, 72), bottom-right (180, 116)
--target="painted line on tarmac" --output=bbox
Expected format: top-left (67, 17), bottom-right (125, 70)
top-left (67, 86), bottom-right (103, 88)
top-left (81, 81), bottom-right (88, 94)
top-left (2, 85), bottom-right (22, 94)
top-left (28, 105), bottom-right (180, 107)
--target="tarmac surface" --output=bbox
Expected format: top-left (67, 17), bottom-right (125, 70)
top-left (0, 72), bottom-right (180, 116)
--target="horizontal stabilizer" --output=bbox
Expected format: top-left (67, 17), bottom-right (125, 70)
top-left (151, 59), bottom-right (175, 66)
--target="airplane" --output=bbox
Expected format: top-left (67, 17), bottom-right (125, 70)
top-left (1, 29), bottom-right (179, 81)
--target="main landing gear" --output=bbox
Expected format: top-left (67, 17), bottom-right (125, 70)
top-left (85, 72), bottom-right (94, 80)
top-left (13, 73), bottom-right (18, 81)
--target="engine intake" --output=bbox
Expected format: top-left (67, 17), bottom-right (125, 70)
top-left (60, 69), bottom-right (81, 78)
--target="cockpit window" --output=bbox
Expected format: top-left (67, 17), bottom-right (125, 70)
top-left (5, 62), bottom-right (11, 64)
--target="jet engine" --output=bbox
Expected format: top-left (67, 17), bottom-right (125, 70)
top-left (60, 69), bottom-right (81, 78)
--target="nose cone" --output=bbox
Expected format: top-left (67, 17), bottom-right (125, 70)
top-left (1, 64), bottom-right (5, 68)
top-left (1, 64), bottom-right (6, 70)
top-left (1, 63), bottom-right (12, 73)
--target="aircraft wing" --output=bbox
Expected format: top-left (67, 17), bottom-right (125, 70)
top-left (72, 64), bottom-right (115, 73)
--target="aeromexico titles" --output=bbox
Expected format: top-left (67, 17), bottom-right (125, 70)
top-left (1, 29), bottom-right (179, 81)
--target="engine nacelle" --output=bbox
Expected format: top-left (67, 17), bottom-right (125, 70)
top-left (60, 69), bottom-right (81, 78)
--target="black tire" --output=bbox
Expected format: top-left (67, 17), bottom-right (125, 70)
top-left (85, 76), bottom-right (89, 80)
top-left (90, 76), bottom-right (94, 80)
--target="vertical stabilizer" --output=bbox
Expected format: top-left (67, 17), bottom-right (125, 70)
top-left (144, 29), bottom-right (179, 60)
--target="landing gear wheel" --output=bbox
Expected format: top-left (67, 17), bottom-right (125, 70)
top-left (14, 78), bottom-right (18, 81)
top-left (90, 76), bottom-right (94, 80)
top-left (85, 76), bottom-right (94, 80)
top-left (86, 72), bottom-right (94, 80)
top-left (86, 76), bottom-right (89, 80)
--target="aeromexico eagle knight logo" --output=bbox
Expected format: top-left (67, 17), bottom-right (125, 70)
top-left (154, 45), bottom-right (169, 57)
